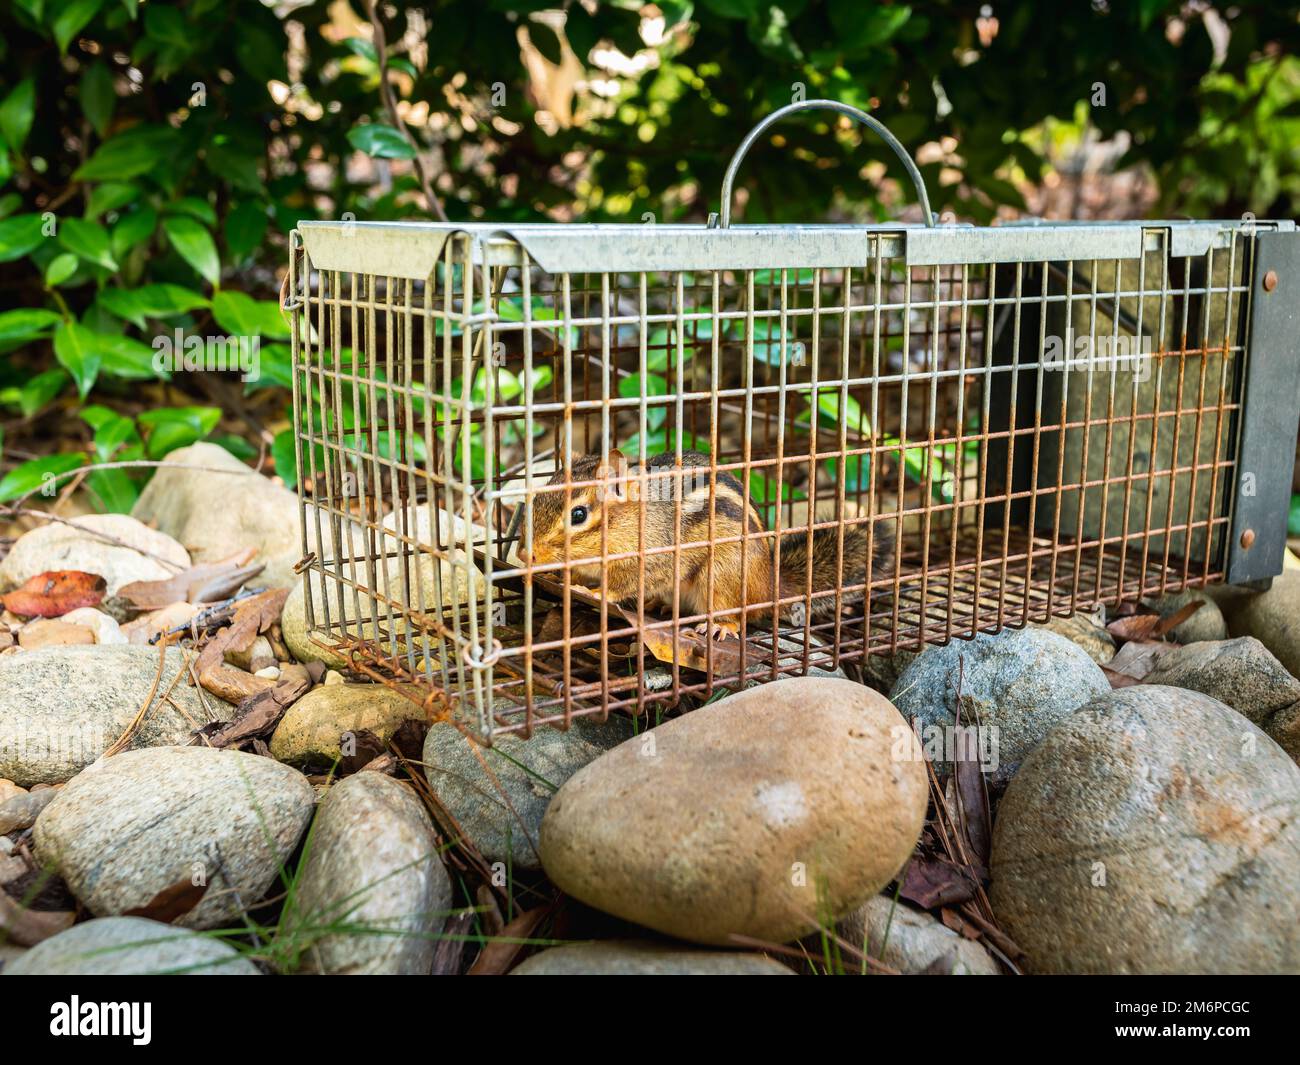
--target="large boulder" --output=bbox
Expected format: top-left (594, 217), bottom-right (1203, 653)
top-left (0, 645), bottom-right (234, 787)
top-left (3, 916), bottom-right (259, 975)
top-left (890, 627), bottom-right (1110, 784)
top-left (990, 685), bottom-right (1300, 974)
top-left (285, 773), bottom-right (451, 974)
top-left (0, 514), bottom-right (190, 598)
top-left (34, 746), bottom-right (315, 930)
top-left (539, 677), bottom-right (928, 946)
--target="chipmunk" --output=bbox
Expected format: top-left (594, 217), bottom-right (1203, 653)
top-left (518, 450), bottom-right (895, 639)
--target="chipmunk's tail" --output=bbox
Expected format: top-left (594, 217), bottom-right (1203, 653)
top-left (776, 517), bottom-right (896, 619)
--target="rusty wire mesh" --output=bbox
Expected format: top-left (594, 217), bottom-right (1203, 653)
top-left (288, 220), bottom-right (1259, 741)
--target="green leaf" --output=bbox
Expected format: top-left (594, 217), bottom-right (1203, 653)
top-left (111, 205), bottom-right (157, 256)
top-left (18, 369), bottom-right (67, 417)
top-left (0, 308), bottom-right (62, 343)
top-left (826, 453), bottom-right (870, 494)
top-left (53, 320), bottom-right (102, 398)
top-left (138, 405), bottom-right (222, 458)
top-left (698, 0), bottom-right (762, 19)
top-left (78, 61), bottom-right (115, 138)
top-left (97, 332), bottom-right (161, 379)
top-left (619, 372), bottom-right (669, 430)
top-left (346, 123), bottom-right (416, 160)
top-left (59, 216), bottom-right (118, 270)
top-left (212, 433), bottom-right (258, 462)
top-left (0, 453), bottom-right (87, 503)
top-left (85, 182), bottom-right (139, 217)
top-left (246, 341), bottom-right (293, 391)
top-left (0, 77), bottom-right (36, 154)
top-left (44, 252), bottom-right (79, 286)
top-left (271, 427), bottom-right (299, 487)
top-left (86, 467), bottom-right (139, 513)
top-left (75, 124), bottom-right (179, 182)
top-left (165, 196), bottom-right (217, 226)
top-left (746, 471), bottom-right (805, 506)
top-left (98, 283), bottom-right (208, 327)
top-left (343, 37), bottom-right (378, 62)
top-left (53, 0), bottom-right (105, 54)
top-left (224, 201), bottom-right (267, 262)
top-left (0, 213), bottom-right (47, 262)
top-left (162, 215), bottom-right (220, 286)
top-left (1289, 493), bottom-right (1300, 538)
top-left (212, 289), bottom-right (291, 339)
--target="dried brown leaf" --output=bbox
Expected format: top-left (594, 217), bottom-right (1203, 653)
top-left (122, 878), bottom-right (208, 924)
top-left (899, 856), bottom-right (979, 909)
top-left (467, 904), bottom-right (552, 976)
top-left (1, 570), bottom-right (106, 618)
top-left (119, 549), bottom-right (262, 609)
top-left (0, 893), bottom-right (75, 947)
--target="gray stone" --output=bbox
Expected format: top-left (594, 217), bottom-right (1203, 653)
top-left (34, 746), bottom-right (315, 930)
top-left (0, 514), bottom-right (190, 598)
top-left (991, 685), bottom-right (1300, 974)
top-left (1143, 637), bottom-right (1300, 761)
top-left (269, 683), bottom-right (425, 770)
top-left (890, 628), bottom-right (1110, 785)
top-left (1141, 587), bottom-right (1227, 644)
top-left (3, 916), bottom-right (259, 975)
top-left (131, 442), bottom-right (303, 589)
top-left (837, 895), bottom-right (1000, 974)
top-left (511, 939), bottom-right (794, 975)
top-left (0, 645), bottom-right (234, 787)
top-left (1220, 570), bottom-right (1300, 681)
top-left (862, 646), bottom-right (920, 694)
top-left (423, 713), bottom-right (634, 871)
top-left (286, 773), bottom-right (451, 974)
top-left (0, 786), bottom-right (56, 833)
top-left (539, 677), bottom-right (928, 946)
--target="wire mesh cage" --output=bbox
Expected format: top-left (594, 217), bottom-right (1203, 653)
top-left (287, 101), bottom-right (1300, 743)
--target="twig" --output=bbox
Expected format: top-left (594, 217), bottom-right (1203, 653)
top-left (366, 0), bottom-right (448, 222)
top-left (3, 507), bottom-right (187, 571)
top-left (104, 638), bottom-right (172, 757)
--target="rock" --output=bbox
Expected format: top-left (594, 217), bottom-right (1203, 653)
top-left (511, 940), bottom-right (795, 975)
top-left (540, 677), bottom-right (928, 946)
top-left (1143, 637), bottom-right (1300, 761)
top-left (0, 779), bottom-right (24, 804)
top-left (424, 713), bottom-right (635, 871)
top-left (0, 787), bottom-right (57, 833)
top-left (57, 607), bottom-right (126, 645)
top-left (1220, 570), bottom-right (1300, 681)
top-left (836, 895), bottom-right (1000, 974)
top-left (1141, 587), bottom-right (1227, 643)
top-left (323, 670), bottom-right (344, 686)
top-left (130, 443), bottom-right (303, 589)
top-left (269, 684), bottom-right (426, 770)
top-left (0, 514), bottom-right (190, 598)
top-left (17, 619), bottom-right (95, 649)
top-left (34, 746), bottom-right (315, 929)
top-left (253, 666), bottom-right (280, 680)
top-left (890, 628), bottom-right (1110, 785)
top-left (286, 773), bottom-right (450, 974)
top-left (225, 634), bottom-right (275, 672)
top-left (990, 685), bottom-right (1300, 974)
top-left (1035, 610), bottom-right (1116, 665)
top-left (3, 916), bottom-right (259, 975)
top-left (0, 645), bottom-right (234, 787)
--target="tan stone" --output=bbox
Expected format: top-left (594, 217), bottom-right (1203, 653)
top-left (269, 684), bottom-right (425, 769)
top-left (539, 676), bottom-right (928, 946)
top-left (837, 895), bottom-right (1000, 975)
top-left (511, 939), bottom-right (795, 975)
top-left (1220, 570), bottom-right (1300, 681)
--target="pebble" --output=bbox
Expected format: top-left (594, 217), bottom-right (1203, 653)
top-left (3, 916), bottom-right (259, 975)
top-left (56, 607), bottom-right (127, 645)
top-left (836, 895), bottom-right (999, 974)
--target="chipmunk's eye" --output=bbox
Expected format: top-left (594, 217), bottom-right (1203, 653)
top-left (569, 505), bottom-right (588, 526)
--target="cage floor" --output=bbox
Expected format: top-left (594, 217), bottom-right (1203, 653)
top-left (300, 521), bottom-right (1221, 738)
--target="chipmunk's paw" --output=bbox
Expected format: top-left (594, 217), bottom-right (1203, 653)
top-left (694, 618), bottom-right (740, 642)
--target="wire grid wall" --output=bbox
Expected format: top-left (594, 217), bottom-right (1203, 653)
top-left (289, 222), bottom-right (1255, 740)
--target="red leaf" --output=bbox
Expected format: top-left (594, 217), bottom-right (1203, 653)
top-left (1, 570), bottom-right (106, 618)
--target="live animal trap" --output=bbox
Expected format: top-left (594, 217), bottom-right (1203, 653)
top-left (287, 101), bottom-right (1300, 743)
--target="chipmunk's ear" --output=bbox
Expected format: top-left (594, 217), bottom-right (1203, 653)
top-left (597, 449), bottom-right (629, 501)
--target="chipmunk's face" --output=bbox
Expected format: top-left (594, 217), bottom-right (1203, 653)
top-left (519, 452), bottom-right (626, 571)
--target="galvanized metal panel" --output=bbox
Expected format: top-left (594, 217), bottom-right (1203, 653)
top-left (1226, 230), bottom-right (1300, 584)
top-left (905, 223), bottom-right (1145, 266)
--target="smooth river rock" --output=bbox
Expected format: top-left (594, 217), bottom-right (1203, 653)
top-left (286, 773), bottom-right (451, 974)
top-left (511, 939), bottom-right (795, 975)
top-left (0, 645), bottom-right (234, 787)
top-left (837, 895), bottom-right (1000, 975)
top-left (890, 627), bottom-right (1110, 784)
top-left (269, 683), bottom-right (426, 769)
top-left (1143, 637), bottom-right (1300, 761)
top-left (990, 685), bottom-right (1300, 974)
top-left (1220, 569), bottom-right (1300, 681)
top-left (1142, 586), bottom-right (1227, 643)
top-left (539, 677), bottom-right (928, 946)
top-left (131, 442), bottom-right (303, 589)
top-left (423, 714), bottom-right (634, 871)
top-left (34, 746), bottom-right (316, 930)
top-left (3, 916), bottom-right (259, 975)
top-left (1034, 610), bottom-right (1116, 665)
top-left (0, 513), bottom-right (190, 598)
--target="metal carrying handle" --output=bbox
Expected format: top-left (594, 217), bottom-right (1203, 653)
top-left (712, 99), bottom-right (936, 229)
